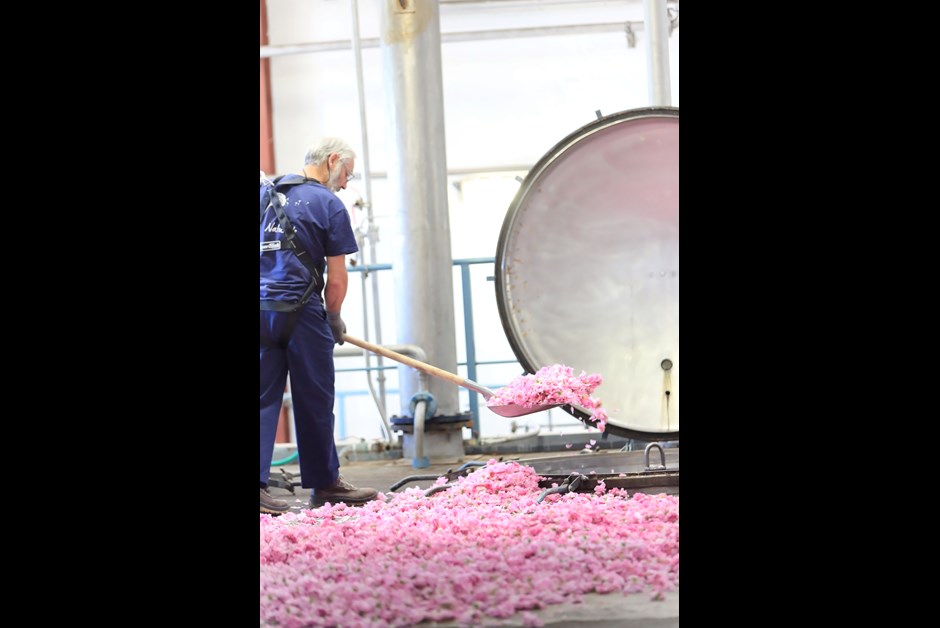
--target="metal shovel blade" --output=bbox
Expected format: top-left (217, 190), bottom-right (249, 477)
top-left (341, 334), bottom-right (567, 418)
top-left (483, 401), bottom-right (568, 417)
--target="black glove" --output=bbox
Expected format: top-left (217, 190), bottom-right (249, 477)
top-left (326, 311), bottom-right (346, 345)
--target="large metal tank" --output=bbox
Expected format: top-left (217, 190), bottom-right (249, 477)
top-left (495, 107), bottom-right (679, 440)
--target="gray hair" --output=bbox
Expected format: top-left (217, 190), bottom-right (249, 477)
top-left (304, 137), bottom-right (356, 165)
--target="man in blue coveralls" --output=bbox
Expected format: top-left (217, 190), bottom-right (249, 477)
top-left (260, 137), bottom-right (378, 514)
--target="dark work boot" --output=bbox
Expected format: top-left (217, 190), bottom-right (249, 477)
top-left (260, 488), bottom-right (290, 515)
top-left (309, 475), bottom-right (378, 508)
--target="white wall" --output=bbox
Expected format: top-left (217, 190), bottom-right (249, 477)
top-left (264, 0), bottom-right (679, 442)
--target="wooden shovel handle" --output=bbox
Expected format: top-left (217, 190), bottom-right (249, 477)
top-left (342, 334), bottom-right (492, 398)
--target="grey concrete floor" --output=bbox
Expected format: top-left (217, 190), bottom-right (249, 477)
top-left (264, 448), bottom-right (679, 627)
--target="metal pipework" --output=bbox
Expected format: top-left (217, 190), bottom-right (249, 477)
top-left (643, 0), bottom-right (672, 105)
top-left (260, 21), bottom-right (665, 58)
top-left (412, 398), bottom-right (430, 469)
top-left (334, 343), bottom-right (432, 399)
top-left (334, 342), bottom-right (431, 462)
top-left (348, 0), bottom-right (391, 443)
top-left (381, 0), bottom-right (460, 418)
top-left (356, 258), bottom-right (390, 442)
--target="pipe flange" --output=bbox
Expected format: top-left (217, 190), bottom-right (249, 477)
top-left (409, 392), bottom-right (437, 419)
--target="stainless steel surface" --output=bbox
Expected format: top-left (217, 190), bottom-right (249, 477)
top-left (381, 0), bottom-right (460, 417)
top-left (495, 107), bottom-right (679, 437)
top-left (520, 449), bottom-right (678, 476)
top-left (643, 0), bottom-right (672, 105)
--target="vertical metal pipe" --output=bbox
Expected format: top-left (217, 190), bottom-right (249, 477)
top-left (412, 399), bottom-right (430, 468)
top-left (350, 0), bottom-right (391, 441)
top-left (643, 0), bottom-right (671, 106)
top-left (460, 263), bottom-right (480, 438)
top-left (380, 0), bottom-right (459, 417)
top-left (357, 272), bottom-right (392, 441)
top-left (350, 0), bottom-right (373, 205)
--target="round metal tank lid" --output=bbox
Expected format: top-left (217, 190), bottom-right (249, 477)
top-left (495, 107), bottom-right (679, 440)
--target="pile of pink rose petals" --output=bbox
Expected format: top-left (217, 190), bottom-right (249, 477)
top-left (486, 364), bottom-right (609, 432)
top-left (261, 460), bottom-right (678, 627)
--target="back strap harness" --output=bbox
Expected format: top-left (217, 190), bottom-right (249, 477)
top-left (260, 175), bottom-right (325, 313)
